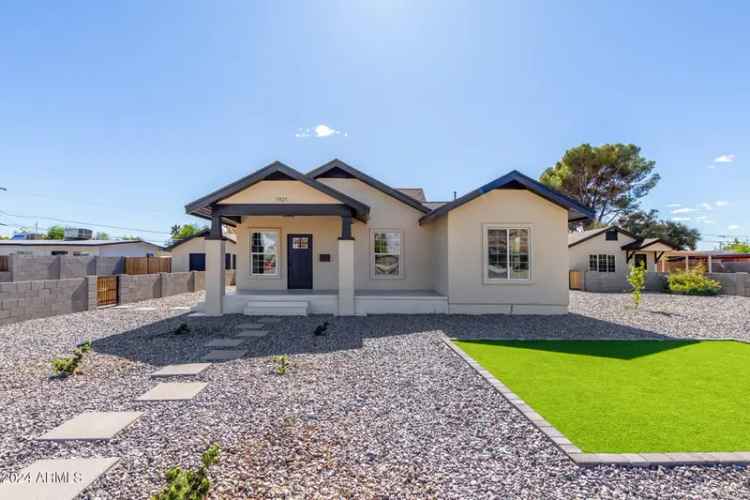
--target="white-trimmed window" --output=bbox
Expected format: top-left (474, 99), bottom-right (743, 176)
top-left (484, 225), bottom-right (531, 282)
top-left (250, 230), bottom-right (279, 276)
top-left (589, 254), bottom-right (616, 273)
top-left (372, 229), bottom-right (403, 278)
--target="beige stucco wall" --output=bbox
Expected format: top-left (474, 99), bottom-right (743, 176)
top-left (171, 237), bottom-right (237, 273)
top-left (445, 190), bottom-right (569, 312)
top-left (220, 180), bottom-right (340, 204)
top-left (230, 178), bottom-right (433, 292)
top-left (319, 178), bottom-right (434, 290)
top-left (431, 216), bottom-right (449, 296)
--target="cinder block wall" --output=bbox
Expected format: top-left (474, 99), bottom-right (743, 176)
top-left (194, 271), bottom-right (206, 291)
top-left (12, 256), bottom-right (61, 282)
top-left (119, 274), bottom-right (162, 304)
top-left (161, 272), bottom-right (194, 296)
top-left (0, 277), bottom-right (97, 326)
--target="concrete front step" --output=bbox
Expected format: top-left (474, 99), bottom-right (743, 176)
top-left (243, 300), bottom-right (309, 316)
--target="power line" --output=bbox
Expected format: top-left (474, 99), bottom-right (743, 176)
top-left (0, 209), bottom-right (171, 235)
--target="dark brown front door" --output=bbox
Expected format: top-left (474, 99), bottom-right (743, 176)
top-left (287, 234), bottom-right (313, 289)
top-left (634, 254), bottom-right (647, 269)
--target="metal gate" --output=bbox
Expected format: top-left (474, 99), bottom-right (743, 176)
top-left (97, 276), bottom-right (119, 306)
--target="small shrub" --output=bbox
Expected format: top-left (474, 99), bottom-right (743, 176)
top-left (174, 323), bottom-right (191, 335)
top-left (273, 355), bottom-right (289, 375)
top-left (627, 263), bottom-right (647, 308)
top-left (51, 344), bottom-right (90, 377)
top-left (668, 265), bottom-right (721, 296)
top-left (152, 443), bottom-right (220, 500)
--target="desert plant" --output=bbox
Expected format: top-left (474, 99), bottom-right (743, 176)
top-left (627, 263), bottom-right (647, 308)
top-left (273, 355), bottom-right (289, 375)
top-left (51, 342), bottom-right (91, 377)
top-left (152, 443), bottom-right (220, 500)
top-left (668, 265), bottom-right (721, 296)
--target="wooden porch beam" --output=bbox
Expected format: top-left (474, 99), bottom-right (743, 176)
top-left (212, 203), bottom-right (356, 218)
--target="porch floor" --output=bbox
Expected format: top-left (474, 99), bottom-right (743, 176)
top-left (232, 289), bottom-right (445, 297)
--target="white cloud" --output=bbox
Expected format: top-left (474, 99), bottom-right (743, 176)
top-left (672, 207), bottom-right (697, 214)
top-left (699, 202), bottom-right (713, 211)
top-left (715, 200), bottom-right (729, 207)
top-left (714, 154), bottom-right (736, 163)
top-left (672, 217), bottom-right (692, 221)
top-left (295, 123), bottom-right (348, 139)
top-left (666, 203), bottom-right (681, 208)
top-left (728, 224), bottom-right (741, 231)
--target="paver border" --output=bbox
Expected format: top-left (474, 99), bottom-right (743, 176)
top-left (442, 336), bottom-right (750, 467)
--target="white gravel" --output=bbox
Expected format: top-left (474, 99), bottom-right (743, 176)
top-left (1, 290), bottom-right (749, 499)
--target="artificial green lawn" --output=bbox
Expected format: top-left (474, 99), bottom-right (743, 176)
top-left (454, 340), bottom-right (750, 453)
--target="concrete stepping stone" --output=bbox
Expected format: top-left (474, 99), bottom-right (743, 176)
top-left (137, 382), bottom-right (207, 401)
top-left (38, 411), bottom-right (142, 441)
top-left (171, 306), bottom-right (191, 311)
top-left (258, 317), bottom-right (282, 323)
top-left (204, 338), bottom-right (246, 348)
top-left (201, 349), bottom-right (247, 362)
top-left (133, 307), bottom-right (157, 311)
top-left (151, 363), bottom-right (212, 377)
top-left (236, 329), bottom-right (269, 338)
top-left (237, 322), bottom-right (264, 329)
top-left (0, 457), bottom-right (120, 500)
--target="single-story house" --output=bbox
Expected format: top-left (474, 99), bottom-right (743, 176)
top-left (568, 226), bottom-right (680, 291)
top-left (0, 239), bottom-right (165, 257)
top-left (185, 159), bottom-right (594, 316)
top-left (166, 229), bottom-right (238, 272)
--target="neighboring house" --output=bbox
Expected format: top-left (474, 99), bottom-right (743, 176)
top-left (568, 226), bottom-right (680, 291)
top-left (0, 239), bottom-right (165, 257)
top-left (184, 159), bottom-right (593, 316)
top-left (166, 229), bottom-right (238, 272)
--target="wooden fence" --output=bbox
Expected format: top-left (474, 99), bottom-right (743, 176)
top-left (0, 256), bottom-right (8, 272)
top-left (124, 256), bottom-right (171, 275)
top-left (569, 270), bottom-right (584, 290)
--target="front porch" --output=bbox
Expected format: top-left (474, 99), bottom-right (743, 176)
top-left (217, 288), bottom-right (449, 316)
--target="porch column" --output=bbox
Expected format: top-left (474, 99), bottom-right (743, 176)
top-left (205, 214), bottom-right (225, 316)
top-left (337, 215), bottom-right (355, 316)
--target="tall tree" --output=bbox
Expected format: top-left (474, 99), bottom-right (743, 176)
top-left (540, 144), bottom-right (660, 225)
top-left (95, 231), bottom-right (110, 240)
top-left (46, 225), bottom-right (65, 240)
top-left (617, 209), bottom-right (701, 250)
top-left (724, 238), bottom-right (750, 253)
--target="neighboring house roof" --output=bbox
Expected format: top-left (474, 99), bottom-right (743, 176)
top-left (164, 229), bottom-right (237, 251)
top-left (423, 201), bottom-right (448, 210)
top-left (185, 161), bottom-right (371, 223)
top-left (0, 239), bottom-right (163, 249)
top-left (308, 159), bottom-right (430, 214)
top-left (567, 226), bottom-right (637, 248)
top-left (420, 170), bottom-right (595, 225)
top-left (395, 188), bottom-right (426, 202)
top-left (621, 238), bottom-right (680, 251)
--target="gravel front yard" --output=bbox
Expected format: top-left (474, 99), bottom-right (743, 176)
top-left (1, 291), bottom-right (749, 499)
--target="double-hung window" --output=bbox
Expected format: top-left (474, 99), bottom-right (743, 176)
top-left (250, 230), bottom-right (279, 276)
top-left (484, 225), bottom-right (531, 282)
top-left (372, 230), bottom-right (403, 278)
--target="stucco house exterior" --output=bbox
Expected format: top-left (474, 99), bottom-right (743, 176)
top-left (185, 159), bottom-right (593, 316)
top-left (568, 226), bottom-right (680, 292)
top-left (166, 229), bottom-right (238, 273)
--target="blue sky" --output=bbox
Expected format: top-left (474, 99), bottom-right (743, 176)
top-left (1, 1), bottom-right (747, 248)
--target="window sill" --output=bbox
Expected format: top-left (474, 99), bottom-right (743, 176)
top-left (249, 274), bottom-right (281, 280)
top-left (483, 279), bottom-right (535, 286)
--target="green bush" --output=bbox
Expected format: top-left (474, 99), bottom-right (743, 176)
top-left (668, 266), bottom-right (721, 296)
top-left (51, 341), bottom-right (92, 377)
top-left (152, 443), bottom-right (220, 500)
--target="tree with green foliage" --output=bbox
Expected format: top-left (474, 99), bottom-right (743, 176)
top-left (95, 232), bottom-right (110, 240)
top-left (46, 225), bottom-right (65, 240)
top-left (618, 209), bottom-right (700, 250)
top-left (540, 144), bottom-right (660, 225)
top-left (171, 224), bottom-right (206, 241)
top-left (724, 238), bottom-right (750, 253)
top-left (119, 235), bottom-right (141, 240)
top-left (627, 263), bottom-right (647, 308)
